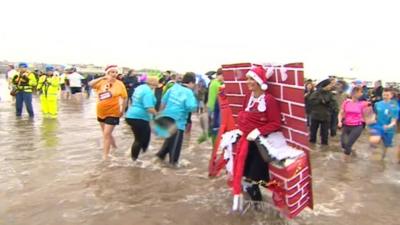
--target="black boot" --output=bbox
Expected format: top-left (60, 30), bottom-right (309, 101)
top-left (246, 184), bottom-right (263, 201)
top-left (246, 184), bottom-right (263, 211)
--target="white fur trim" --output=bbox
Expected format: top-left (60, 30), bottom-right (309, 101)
top-left (221, 129), bottom-right (242, 176)
top-left (261, 83), bottom-right (268, 90)
top-left (247, 128), bottom-right (261, 141)
top-left (266, 67), bottom-right (274, 79)
top-left (246, 70), bottom-right (266, 89)
top-left (280, 67), bottom-right (288, 81)
top-left (232, 194), bottom-right (243, 211)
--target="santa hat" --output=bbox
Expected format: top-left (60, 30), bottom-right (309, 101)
top-left (246, 65), bottom-right (269, 90)
top-left (105, 65), bottom-right (118, 74)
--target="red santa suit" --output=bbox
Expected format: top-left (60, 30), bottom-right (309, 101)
top-left (230, 65), bottom-right (281, 210)
top-left (233, 92), bottom-right (281, 194)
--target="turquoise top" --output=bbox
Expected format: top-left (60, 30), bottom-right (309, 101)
top-left (374, 100), bottom-right (399, 133)
top-left (126, 84), bottom-right (156, 121)
top-left (160, 83), bottom-right (197, 130)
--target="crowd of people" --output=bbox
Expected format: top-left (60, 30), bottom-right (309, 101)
top-left (6, 63), bottom-right (400, 164)
top-left (5, 63), bottom-right (399, 165)
top-left (304, 77), bottom-right (400, 162)
top-left (4, 62), bottom-right (400, 215)
top-left (4, 63), bottom-right (220, 164)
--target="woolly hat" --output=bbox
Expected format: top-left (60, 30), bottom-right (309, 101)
top-left (18, 62), bottom-right (28, 68)
top-left (316, 78), bottom-right (333, 89)
top-left (45, 65), bottom-right (55, 72)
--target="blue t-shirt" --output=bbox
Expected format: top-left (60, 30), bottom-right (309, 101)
top-left (397, 99), bottom-right (400, 119)
top-left (160, 83), bottom-right (197, 130)
top-left (374, 100), bottom-right (399, 133)
top-left (125, 84), bottom-right (156, 121)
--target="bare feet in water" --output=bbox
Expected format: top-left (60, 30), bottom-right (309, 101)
top-left (102, 154), bottom-right (110, 161)
top-left (342, 154), bottom-right (351, 162)
top-left (381, 148), bottom-right (388, 161)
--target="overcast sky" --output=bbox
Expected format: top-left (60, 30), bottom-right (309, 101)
top-left (1, 0), bottom-right (399, 81)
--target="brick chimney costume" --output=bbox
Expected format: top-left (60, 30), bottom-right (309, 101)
top-left (210, 63), bottom-right (313, 217)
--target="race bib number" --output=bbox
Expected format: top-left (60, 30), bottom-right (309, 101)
top-left (99, 91), bottom-right (112, 101)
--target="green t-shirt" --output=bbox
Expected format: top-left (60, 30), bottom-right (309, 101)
top-left (207, 79), bottom-right (222, 112)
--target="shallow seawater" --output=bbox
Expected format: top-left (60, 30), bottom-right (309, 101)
top-left (0, 76), bottom-right (399, 225)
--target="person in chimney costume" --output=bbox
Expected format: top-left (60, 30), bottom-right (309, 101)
top-left (230, 65), bottom-right (282, 211)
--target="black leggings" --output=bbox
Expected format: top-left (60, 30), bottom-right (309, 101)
top-left (156, 129), bottom-right (184, 164)
top-left (341, 125), bottom-right (363, 155)
top-left (126, 118), bottom-right (151, 161)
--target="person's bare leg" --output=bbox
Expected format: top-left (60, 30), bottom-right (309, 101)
top-left (99, 122), bottom-right (105, 148)
top-left (99, 123), bottom-right (116, 149)
top-left (66, 88), bottom-right (71, 100)
top-left (382, 147), bottom-right (388, 160)
top-left (397, 145), bottom-right (400, 163)
top-left (111, 135), bottom-right (117, 149)
top-left (99, 122), bottom-right (105, 132)
top-left (74, 93), bottom-right (82, 102)
top-left (102, 124), bottom-right (116, 160)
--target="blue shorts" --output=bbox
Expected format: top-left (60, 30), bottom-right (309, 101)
top-left (369, 123), bottom-right (395, 147)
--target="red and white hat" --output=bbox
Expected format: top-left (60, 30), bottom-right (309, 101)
top-left (105, 65), bottom-right (118, 74)
top-left (246, 65), bottom-right (269, 90)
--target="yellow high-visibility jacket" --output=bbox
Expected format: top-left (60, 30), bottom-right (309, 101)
top-left (37, 75), bottom-right (60, 96)
top-left (12, 71), bottom-right (37, 93)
